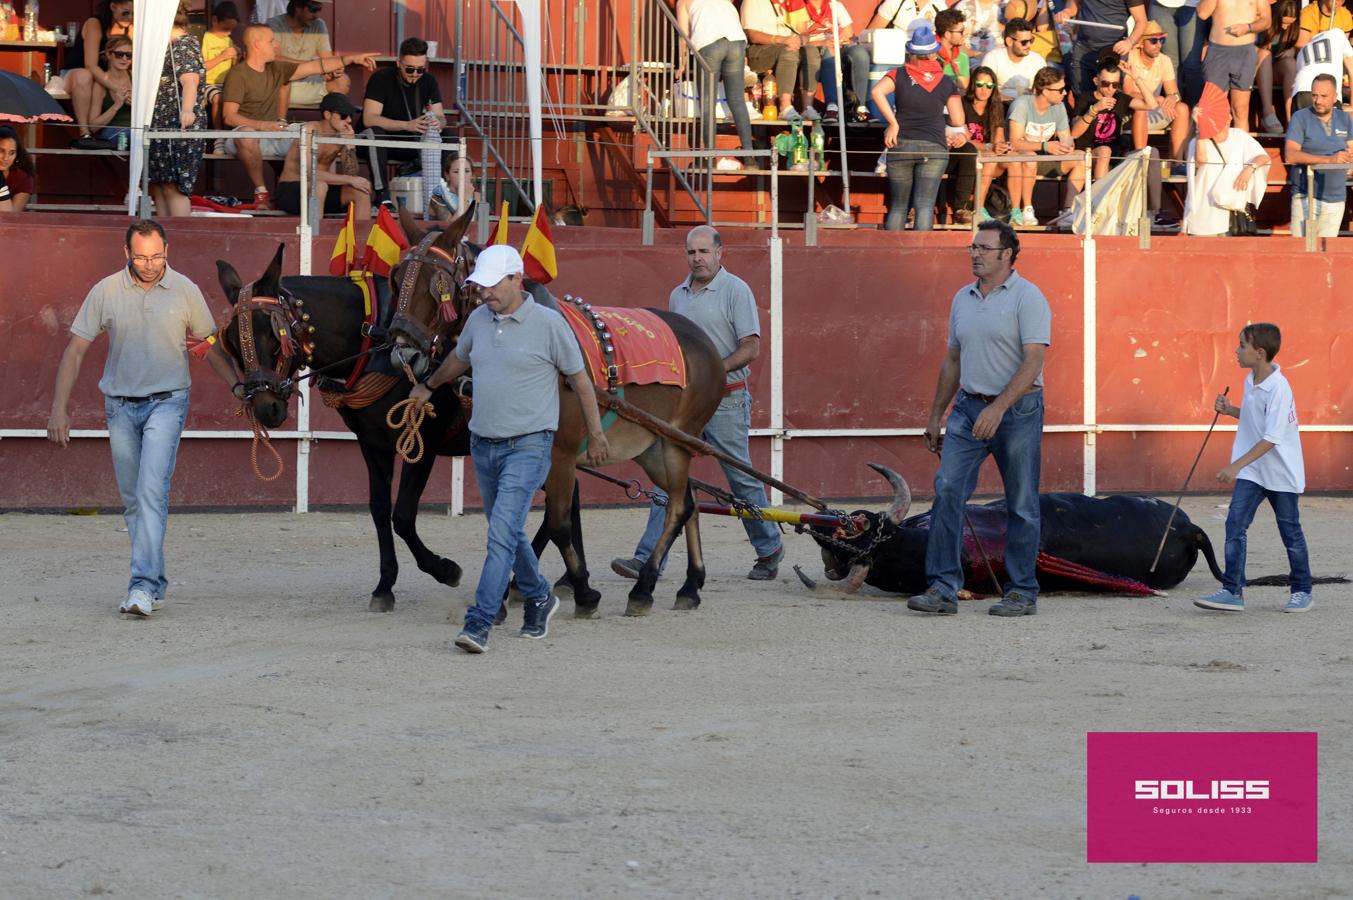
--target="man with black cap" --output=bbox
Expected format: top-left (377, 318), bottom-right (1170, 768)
top-left (409, 245), bottom-right (610, 654)
top-left (272, 92), bottom-right (372, 218)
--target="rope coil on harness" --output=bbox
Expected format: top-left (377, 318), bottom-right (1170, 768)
top-left (386, 397), bottom-right (434, 464)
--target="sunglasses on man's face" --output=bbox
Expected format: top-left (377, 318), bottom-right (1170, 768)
top-left (110, 50), bottom-right (132, 59)
top-left (1044, 85), bottom-right (1067, 94)
top-left (1013, 37), bottom-right (1034, 46)
top-left (306, 3), bottom-right (323, 12)
top-left (1098, 79), bottom-right (1121, 89)
top-left (402, 65), bottom-right (427, 75)
top-left (1145, 36), bottom-right (1166, 44)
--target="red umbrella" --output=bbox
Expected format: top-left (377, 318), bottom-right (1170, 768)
top-left (1196, 83), bottom-right (1230, 141)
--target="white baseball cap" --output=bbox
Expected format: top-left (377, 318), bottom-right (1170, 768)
top-left (467, 244), bottom-right (525, 287)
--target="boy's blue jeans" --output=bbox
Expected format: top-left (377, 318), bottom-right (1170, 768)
top-left (1222, 478), bottom-right (1312, 596)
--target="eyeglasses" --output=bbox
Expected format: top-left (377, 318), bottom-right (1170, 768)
top-left (110, 50), bottom-right (132, 59)
top-left (968, 244), bottom-right (1004, 254)
top-left (1043, 85), bottom-right (1067, 94)
top-left (130, 254), bottom-right (166, 264)
top-left (1144, 37), bottom-right (1166, 44)
top-left (1097, 79), bottom-right (1121, 89)
top-left (974, 80), bottom-right (995, 88)
top-left (1013, 38), bottom-right (1034, 46)
top-left (402, 65), bottom-right (427, 75)
top-left (947, 28), bottom-right (966, 34)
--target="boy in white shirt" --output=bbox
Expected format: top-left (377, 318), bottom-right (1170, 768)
top-left (1195, 323), bottom-right (1313, 613)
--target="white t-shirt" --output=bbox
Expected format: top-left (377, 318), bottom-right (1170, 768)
top-left (1232, 365), bottom-right (1306, 493)
top-left (1292, 28), bottom-right (1353, 96)
top-left (873, 0), bottom-right (945, 33)
top-left (741, 0), bottom-right (794, 37)
top-left (981, 46), bottom-right (1048, 100)
top-left (687, 0), bottom-right (746, 50)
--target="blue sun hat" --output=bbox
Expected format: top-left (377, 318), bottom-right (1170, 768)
top-left (906, 23), bottom-right (941, 55)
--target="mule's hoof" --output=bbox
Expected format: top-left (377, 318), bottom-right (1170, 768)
top-left (552, 575), bottom-right (575, 601)
top-left (573, 601), bottom-right (599, 619)
top-left (673, 594), bottom-right (701, 611)
top-left (624, 596), bottom-right (654, 617)
top-left (433, 558), bottom-right (462, 588)
top-left (369, 593), bottom-right (396, 613)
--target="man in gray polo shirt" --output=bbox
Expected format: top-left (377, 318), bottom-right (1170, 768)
top-left (611, 224), bottom-right (785, 582)
top-left (909, 219), bottom-right (1052, 618)
top-left (410, 245), bottom-right (609, 654)
top-left (47, 219), bottom-right (238, 617)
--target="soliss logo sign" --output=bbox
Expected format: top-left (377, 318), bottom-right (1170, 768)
top-left (1134, 780), bottom-right (1270, 800)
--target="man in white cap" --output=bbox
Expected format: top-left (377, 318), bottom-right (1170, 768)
top-left (410, 245), bottom-right (609, 653)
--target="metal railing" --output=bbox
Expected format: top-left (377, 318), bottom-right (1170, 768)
top-left (454, 0), bottom-right (533, 212)
top-left (643, 148), bottom-right (777, 244)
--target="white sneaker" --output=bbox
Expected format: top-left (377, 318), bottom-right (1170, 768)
top-left (1261, 113), bottom-right (1282, 133)
top-left (714, 156), bottom-right (744, 172)
top-left (120, 588), bottom-right (160, 617)
top-left (1022, 205), bottom-right (1038, 227)
top-left (801, 106), bottom-right (822, 122)
top-left (824, 103), bottom-right (839, 120)
top-left (874, 153), bottom-right (887, 176)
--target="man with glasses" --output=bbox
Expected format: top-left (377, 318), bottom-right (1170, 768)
top-left (981, 18), bottom-right (1047, 103)
top-left (267, 0), bottom-right (346, 115)
top-left (908, 219), bottom-right (1051, 619)
top-left (936, 8), bottom-right (972, 91)
top-left (1056, 0), bottom-right (1150, 97)
top-left (1070, 56), bottom-right (1155, 175)
top-left (1284, 73), bottom-right (1353, 237)
top-left (1124, 20), bottom-right (1191, 169)
top-left (46, 220), bottom-right (239, 618)
top-left (1006, 66), bottom-right (1085, 225)
top-left (362, 37), bottom-right (446, 205)
top-left (272, 93), bottom-right (372, 219)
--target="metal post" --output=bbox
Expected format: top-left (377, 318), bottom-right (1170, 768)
top-left (298, 126), bottom-right (313, 277)
top-left (452, 457), bottom-right (464, 516)
top-left (643, 156), bottom-right (655, 245)
top-left (1305, 165), bottom-right (1317, 252)
top-left (138, 130), bottom-right (152, 218)
top-left (1138, 151), bottom-right (1152, 249)
top-left (770, 148), bottom-right (779, 242)
top-left (804, 136), bottom-right (817, 246)
top-left (1083, 148), bottom-right (1093, 236)
top-left (768, 232), bottom-right (784, 507)
top-left (829, 16), bottom-right (850, 216)
top-left (1082, 149), bottom-right (1097, 497)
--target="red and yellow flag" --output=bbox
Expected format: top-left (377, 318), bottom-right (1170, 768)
top-left (521, 204), bottom-right (558, 284)
top-left (490, 199), bottom-right (510, 246)
top-left (329, 201), bottom-right (357, 276)
top-left (362, 204), bottom-right (411, 277)
top-left (187, 333), bottom-right (217, 361)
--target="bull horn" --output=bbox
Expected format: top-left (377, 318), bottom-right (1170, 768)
top-left (867, 462), bottom-right (912, 525)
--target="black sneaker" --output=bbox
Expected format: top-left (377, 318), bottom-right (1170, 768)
top-left (610, 556), bottom-right (643, 579)
top-left (454, 621), bottom-right (490, 653)
top-left (907, 587), bottom-right (957, 615)
top-left (519, 593), bottom-right (560, 640)
top-left (748, 545), bottom-right (784, 580)
top-left (989, 592), bottom-right (1037, 617)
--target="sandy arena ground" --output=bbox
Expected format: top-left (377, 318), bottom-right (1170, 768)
top-left (2, 495), bottom-right (1350, 898)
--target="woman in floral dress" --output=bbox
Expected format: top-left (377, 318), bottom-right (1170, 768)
top-left (148, 3), bottom-right (205, 217)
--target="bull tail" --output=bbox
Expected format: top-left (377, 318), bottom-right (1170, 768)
top-left (1193, 526), bottom-right (1225, 582)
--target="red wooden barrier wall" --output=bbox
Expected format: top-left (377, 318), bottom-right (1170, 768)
top-left (3, 215), bottom-right (1349, 509)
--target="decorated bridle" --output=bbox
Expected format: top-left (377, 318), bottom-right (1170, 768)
top-left (227, 283), bottom-right (313, 403)
top-left (390, 229), bottom-right (470, 356)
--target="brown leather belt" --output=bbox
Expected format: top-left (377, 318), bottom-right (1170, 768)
top-left (724, 379), bottom-right (748, 394)
top-left (961, 389), bottom-right (1000, 404)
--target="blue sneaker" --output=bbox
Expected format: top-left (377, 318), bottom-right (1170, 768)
top-left (1009, 207), bottom-right (1024, 226)
top-left (519, 592), bottom-right (560, 639)
top-left (1194, 589), bottom-right (1244, 612)
top-left (1284, 591), bottom-right (1314, 613)
top-left (454, 621), bottom-right (490, 653)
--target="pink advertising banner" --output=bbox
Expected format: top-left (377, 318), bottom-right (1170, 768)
top-left (1086, 731), bottom-right (1318, 864)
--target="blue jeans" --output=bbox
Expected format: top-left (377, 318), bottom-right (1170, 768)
top-left (885, 139), bottom-right (949, 231)
top-left (820, 42), bottom-right (871, 108)
top-left (1149, 0), bottom-right (1208, 105)
top-left (105, 390), bottom-right (190, 600)
top-left (925, 390), bottom-right (1044, 600)
top-left (1222, 478), bottom-right (1312, 596)
top-left (698, 37), bottom-right (754, 152)
top-left (466, 430), bottom-right (554, 632)
top-left (634, 390), bottom-right (780, 569)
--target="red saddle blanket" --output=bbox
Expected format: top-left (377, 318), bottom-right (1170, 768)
top-left (558, 303), bottom-right (687, 388)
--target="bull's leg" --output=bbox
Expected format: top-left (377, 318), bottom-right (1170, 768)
top-left (521, 479), bottom-right (583, 601)
top-left (674, 482), bottom-right (706, 610)
top-left (357, 440), bottom-right (400, 612)
top-left (541, 459), bottom-right (602, 617)
top-left (391, 453), bottom-right (463, 589)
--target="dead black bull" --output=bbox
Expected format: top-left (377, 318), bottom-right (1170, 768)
top-left (802, 465), bottom-right (1255, 597)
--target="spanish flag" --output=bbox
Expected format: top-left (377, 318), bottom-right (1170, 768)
top-left (520, 204), bottom-right (557, 284)
top-left (490, 199), bottom-right (510, 246)
top-left (362, 204), bottom-right (411, 277)
top-left (329, 201), bottom-right (357, 276)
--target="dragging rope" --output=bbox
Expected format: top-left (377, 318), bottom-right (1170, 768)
top-left (387, 397), bottom-right (434, 464)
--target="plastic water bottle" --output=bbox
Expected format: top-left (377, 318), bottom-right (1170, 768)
top-left (420, 102), bottom-right (442, 214)
top-left (116, 130), bottom-right (128, 151)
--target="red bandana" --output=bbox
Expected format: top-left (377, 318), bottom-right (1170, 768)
top-left (904, 60), bottom-right (946, 92)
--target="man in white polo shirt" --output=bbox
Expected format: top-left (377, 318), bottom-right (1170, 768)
top-left (410, 245), bottom-right (609, 653)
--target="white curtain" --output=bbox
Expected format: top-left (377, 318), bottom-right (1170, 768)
top-left (504, 0), bottom-right (543, 209)
top-left (127, 0), bottom-right (177, 216)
